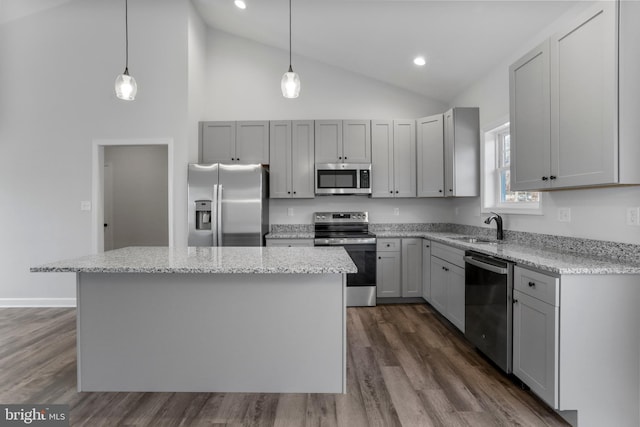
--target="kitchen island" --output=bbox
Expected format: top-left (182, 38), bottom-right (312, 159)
top-left (31, 246), bottom-right (357, 393)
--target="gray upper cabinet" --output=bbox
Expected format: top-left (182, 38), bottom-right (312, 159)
top-left (371, 120), bottom-right (416, 198)
top-left (269, 120), bottom-right (315, 199)
top-left (200, 121), bottom-right (269, 165)
top-left (417, 114), bottom-right (445, 197)
top-left (510, 1), bottom-right (640, 191)
top-left (444, 108), bottom-right (479, 197)
top-left (417, 109), bottom-right (478, 198)
top-left (315, 120), bottom-right (371, 163)
top-left (200, 121), bottom-right (236, 164)
top-left (510, 40), bottom-right (551, 190)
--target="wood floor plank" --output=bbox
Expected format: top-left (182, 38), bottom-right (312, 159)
top-left (380, 366), bottom-right (436, 427)
top-left (0, 305), bottom-right (570, 426)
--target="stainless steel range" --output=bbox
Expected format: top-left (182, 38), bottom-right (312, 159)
top-left (314, 212), bottom-right (376, 307)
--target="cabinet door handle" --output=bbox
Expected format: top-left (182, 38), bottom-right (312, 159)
top-left (378, 257), bottom-right (381, 260)
top-left (287, 191), bottom-right (291, 194)
top-left (541, 176), bottom-right (549, 181)
top-left (425, 245), bottom-right (430, 248)
top-left (439, 190), bottom-right (443, 193)
top-left (293, 191), bottom-right (297, 194)
top-left (513, 299), bottom-right (518, 304)
top-left (386, 244), bottom-right (390, 247)
top-left (550, 175), bottom-right (557, 180)
top-left (344, 156), bottom-right (348, 160)
top-left (339, 156), bottom-right (342, 160)
top-left (528, 281), bottom-right (536, 287)
top-left (390, 191), bottom-right (393, 194)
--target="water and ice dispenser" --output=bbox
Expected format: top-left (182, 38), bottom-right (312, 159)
top-left (195, 200), bottom-right (212, 230)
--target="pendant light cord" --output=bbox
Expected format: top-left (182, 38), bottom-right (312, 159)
top-left (288, 0), bottom-right (292, 71)
top-left (125, 0), bottom-right (130, 73)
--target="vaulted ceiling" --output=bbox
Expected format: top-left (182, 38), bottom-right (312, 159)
top-left (192, 0), bottom-right (583, 102)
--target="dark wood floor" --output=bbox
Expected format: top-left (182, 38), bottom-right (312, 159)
top-left (0, 304), bottom-right (568, 426)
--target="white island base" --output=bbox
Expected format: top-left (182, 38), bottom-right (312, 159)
top-left (76, 272), bottom-right (346, 393)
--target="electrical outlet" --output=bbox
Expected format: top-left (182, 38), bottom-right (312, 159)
top-left (557, 207), bottom-right (571, 222)
top-left (626, 207), bottom-right (640, 226)
top-left (287, 208), bottom-right (294, 217)
top-left (393, 208), bottom-right (400, 216)
top-left (80, 201), bottom-right (92, 211)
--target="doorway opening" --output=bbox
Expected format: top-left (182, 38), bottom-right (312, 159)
top-left (92, 138), bottom-right (174, 253)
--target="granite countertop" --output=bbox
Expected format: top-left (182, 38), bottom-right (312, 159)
top-left (376, 231), bottom-right (640, 275)
top-left (265, 232), bottom-right (315, 239)
top-left (31, 246), bottom-right (357, 274)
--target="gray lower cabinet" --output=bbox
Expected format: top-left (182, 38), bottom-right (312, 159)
top-left (401, 238), bottom-right (422, 297)
top-left (266, 239), bottom-right (314, 247)
top-left (422, 240), bottom-right (431, 301)
top-left (269, 121), bottom-right (315, 198)
top-left (377, 238), bottom-right (422, 298)
top-left (376, 239), bottom-right (401, 297)
top-left (429, 242), bottom-right (465, 332)
top-left (200, 121), bottom-right (269, 165)
top-left (512, 266), bottom-right (559, 409)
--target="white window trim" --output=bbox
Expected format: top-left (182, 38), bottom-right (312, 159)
top-left (481, 116), bottom-right (543, 216)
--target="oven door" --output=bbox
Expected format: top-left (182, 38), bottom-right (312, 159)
top-left (315, 241), bottom-right (377, 306)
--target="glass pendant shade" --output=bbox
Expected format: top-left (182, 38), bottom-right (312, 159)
top-left (281, 68), bottom-right (300, 98)
top-left (115, 70), bottom-right (137, 101)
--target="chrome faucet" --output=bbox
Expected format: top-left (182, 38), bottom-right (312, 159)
top-left (484, 212), bottom-right (504, 240)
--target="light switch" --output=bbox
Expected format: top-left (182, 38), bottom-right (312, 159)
top-left (287, 208), bottom-right (294, 217)
top-left (393, 208), bottom-right (400, 216)
top-left (80, 201), bottom-right (92, 211)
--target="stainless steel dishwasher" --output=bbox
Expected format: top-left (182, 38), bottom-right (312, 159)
top-left (464, 251), bottom-right (514, 373)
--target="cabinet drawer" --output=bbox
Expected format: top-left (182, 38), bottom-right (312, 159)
top-left (431, 242), bottom-right (465, 268)
top-left (377, 238), bottom-right (401, 252)
top-left (514, 266), bottom-right (559, 306)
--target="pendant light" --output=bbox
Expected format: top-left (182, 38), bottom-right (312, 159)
top-left (115, 0), bottom-right (137, 101)
top-left (281, 0), bottom-right (300, 98)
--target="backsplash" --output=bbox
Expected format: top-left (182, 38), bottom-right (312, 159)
top-left (357, 223), bottom-right (640, 263)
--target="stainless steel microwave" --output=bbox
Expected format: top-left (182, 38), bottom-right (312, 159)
top-left (315, 163), bottom-right (372, 195)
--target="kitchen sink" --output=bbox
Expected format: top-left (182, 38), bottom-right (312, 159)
top-left (449, 236), bottom-right (501, 244)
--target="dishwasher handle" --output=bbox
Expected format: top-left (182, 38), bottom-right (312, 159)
top-left (464, 255), bottom-right (509, 275)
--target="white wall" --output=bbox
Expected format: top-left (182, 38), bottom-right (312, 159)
top-left (204, 29), bottom-right (450, 224)
top-left (450, 2), bottom-right (640, 245)
top-left (0, 0), bottom-right (190, 305)
top-left (104, 145), bottom-right (169, 249)
top-left (204, 29), bottom-right (447, 120)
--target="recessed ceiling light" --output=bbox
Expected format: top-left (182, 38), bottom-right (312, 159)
top-left (234, 0), bottom-right (247, 9)
top-left (413, 56), bottom-right (426, 66)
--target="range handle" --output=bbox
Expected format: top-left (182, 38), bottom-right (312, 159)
top-left (464, 255), bottom-right (509, 275)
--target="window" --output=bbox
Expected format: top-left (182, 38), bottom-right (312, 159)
top-left (482, 121), bottom-right (541, 214)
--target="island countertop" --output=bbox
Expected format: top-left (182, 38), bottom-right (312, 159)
top-left (31, 246), bottom-right (358, 274)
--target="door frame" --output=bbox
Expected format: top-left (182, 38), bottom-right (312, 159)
top-left (92, 138), bottom-right (175, 253)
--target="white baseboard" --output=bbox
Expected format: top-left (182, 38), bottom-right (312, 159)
top-left (0, 298), bottom-right (77, 308)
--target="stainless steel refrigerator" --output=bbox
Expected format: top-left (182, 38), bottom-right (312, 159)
top-left (188, 163), bottom-right (269, 247)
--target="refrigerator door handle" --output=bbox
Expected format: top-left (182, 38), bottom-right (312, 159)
top-left (211, 184), bottom-right (218, 246)
top-left (217, 185), bottom-right (223, 246)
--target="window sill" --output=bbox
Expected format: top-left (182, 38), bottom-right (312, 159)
top-left (481, 206), bottom-right (543, 216)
